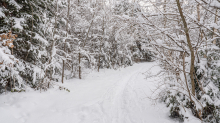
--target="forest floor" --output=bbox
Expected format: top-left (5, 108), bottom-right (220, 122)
top-left (0, 62), bottom-right (200, 123)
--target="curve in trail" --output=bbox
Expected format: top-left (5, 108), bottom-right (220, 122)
top-left (99, 66), bottom-right (145, 123)
top-left (0, 63), bottom-right (200, 123)
top-left (96, 63), bottom-right (176, 123)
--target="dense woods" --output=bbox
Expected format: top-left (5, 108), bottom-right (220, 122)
top-left (1, 0), bottom-right (220, 122)
top-left (0, 0), bottom-right (150, 92)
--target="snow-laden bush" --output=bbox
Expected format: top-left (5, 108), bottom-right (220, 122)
top-left (0, 31), bottom-right (24, 93)
top-left (141, 0), bottom-right (220, 122)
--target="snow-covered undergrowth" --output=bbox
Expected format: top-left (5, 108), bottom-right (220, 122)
top-left (0, 63), bottom-right (200, 123)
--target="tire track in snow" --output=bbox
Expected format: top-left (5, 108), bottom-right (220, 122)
top-left (98, 66), bottom-right (145, 123)
top-left (73, 65), bottom-right (145, 123)
top-left (0, 63), bottom-right (199, 123)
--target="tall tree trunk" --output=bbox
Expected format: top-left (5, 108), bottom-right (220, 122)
top-left (62, 0), bottom-right (70, 83)
top-left (98, 15), bottom-right (105, 72)
top-left (197, 4), bottom-right (201, 63)
top-left (176, 0), bottom-right (196, 96)
top-left (182, 51), bottom-right (194, 105)
top-left (98, 54), bottom-right (101, 72)
top-left (163, 0), bottom-right (167, 27)
top-left (62, 57), bottom-right (65, 83)
top-left (49, 0), bottom-right (58, 82)
top-left (79, 52), bottom-right (81, 79)
top-left (213, 9), bottom-right (218, 44)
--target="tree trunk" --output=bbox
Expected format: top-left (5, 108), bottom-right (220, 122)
top-left (62, 58), bottom-right (65, 84)
top-left (183, 52), bottom-right (193, 101)
top-left (213, 9), bottom-right (218, 44)
top-left (98, 16), bottom-right (105, 72)
top-left (98, 54), bottom-right (100, 72)
top-left (61, 0), bottom-right (70, 83)
top-left (79, 52), bottom-right (81, 79)
top-left (49, 0), bottom-right (58, 81)
top-left (176, 0), bottom-right (196, 96)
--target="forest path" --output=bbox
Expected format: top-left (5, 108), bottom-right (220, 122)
top-left (0, 63), bottom-right (199, 123)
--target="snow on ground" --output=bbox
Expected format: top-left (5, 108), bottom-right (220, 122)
top-left (0, 62), bottom-right (200, 123)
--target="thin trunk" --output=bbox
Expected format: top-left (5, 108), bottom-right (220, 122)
top-left (176, 0), bottom-right (196, 96)
top-left (62, 58), bottom-right (65, 84)
top-left (5, 82), bottom-right (7, 94)
top-left (163, 0), bottom-right (171, 71)
top-left (62, 41), bottom-right (66, 83)
top-left (12, 49), bottom-right (15, 88)
top-left (10, 69), bottom-right (12, 91)
top-left (49, 0), bottom-right (58, 82)
top-left (183, 52), bottom-right (192, 101)
top-left (163, 0), bottom-right (167, 27)
top-left (98, 16), bottom-right (105, 72)
top-left (197, 4), bottom-right (201, 63)
top-left (79, 52), bottom-right (81, 79)
top-left (197, 4), bottom-right (200, 22)
top-left (213, 9), bottom-right (218, 44)
top-left (98, 54), bottom-right (100, 72)
top-left (62, 0), bottom-right (70, 83)
top-left (12, 44), bottom-right (15, 88)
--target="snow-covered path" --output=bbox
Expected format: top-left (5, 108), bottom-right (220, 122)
top-left (0, 63), bottom-right (199, 123)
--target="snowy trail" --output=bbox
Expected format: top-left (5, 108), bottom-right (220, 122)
top-left (0, 63), bottom-right (200, 123)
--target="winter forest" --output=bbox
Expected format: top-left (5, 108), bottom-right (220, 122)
top-left (1, 0), bottom-right (220, 122)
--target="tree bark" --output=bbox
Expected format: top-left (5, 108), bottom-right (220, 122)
top-left (98, 16), bottom-right (105, 72)
top-left (79, 52), bottom-right (81, 79)
top-left (62, 0), bottom-right (70, 83)
top-left (49, 0), bottom-right (58, 82)
top-left (183, 52), bottom-right (193, 101)
top-left (213, 9), bottom-right (218, 44)
top-left (176, 0), bottom-right (196, 96)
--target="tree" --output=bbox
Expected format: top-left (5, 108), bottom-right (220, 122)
top-left (137, 0), bottom-right (220, 122)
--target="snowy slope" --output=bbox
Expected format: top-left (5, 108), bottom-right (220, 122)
top-left (0, 63), bottom-right (200, 123)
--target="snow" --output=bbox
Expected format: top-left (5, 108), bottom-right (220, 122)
top-left (32, 66), bottom-right (42, 84)
top-left (12, 17), bottom-right (25, 30)
top-left (0, 47), bottom-right (14, 65)
top-left (211, 0), bottom-right (220, 9)
top-left (34, 33), bottom-right (48, 46)
top-left (0, 62), bottom-right (200, 123)
top-left (8, 0), bottom-right (22, 9)
top-left (0, 8), bottom-right (5, 17)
